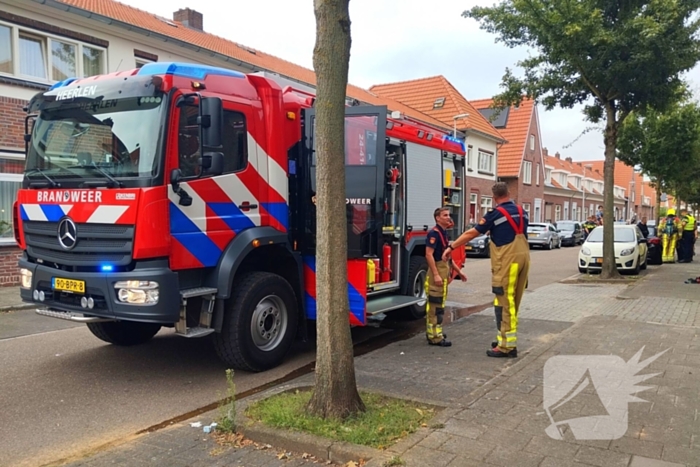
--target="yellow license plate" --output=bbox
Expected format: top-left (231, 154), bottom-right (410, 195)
top-left (595, 258), bottom-right (603, 264)
top-left (465, 246), bottom-right (473, 250)
top-left (528, 233), bottom-right (538, 237)
top-left (52, 277), bottom-right (85, 294)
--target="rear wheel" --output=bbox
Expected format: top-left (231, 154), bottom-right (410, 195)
top-left (547, 239), bottom-right (554, 250)
top-left (86, 321), bottom-right (161, 346)
top-left (398, 256), bottom-right (428, 320)
top-left (214, 272), bottom-right (298, 372)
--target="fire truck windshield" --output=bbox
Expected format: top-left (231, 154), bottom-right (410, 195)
top-left (25, 96), bottom-right (165, 186)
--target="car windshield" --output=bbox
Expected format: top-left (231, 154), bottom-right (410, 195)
top-left (648, 226), bottom-right (656, 237)
top-left (527, 224), bottom-right (547, 232)
top-left (25, 96), bottom-right (165, 181)
top-left (586, 227), bottom-right (636, 243)
top-left (556, 222), bottom-right (576, 231)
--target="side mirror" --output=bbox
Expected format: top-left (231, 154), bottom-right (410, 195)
top-left (170, 168), bottom-right (192, 206)
top-left (201, 152), bottom-right (224, 176)
top-left (200, 97), bottom-right (223, 148)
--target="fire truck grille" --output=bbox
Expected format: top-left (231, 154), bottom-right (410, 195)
top-left (24, 221), bottom-right (134, 267)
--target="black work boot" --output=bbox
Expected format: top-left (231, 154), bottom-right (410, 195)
top-left (486, 347), bottom-right (517, 358)
top-left (429, 339), bottom-right (452, 347)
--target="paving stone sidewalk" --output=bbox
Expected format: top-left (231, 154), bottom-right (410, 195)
top-left (60, 262), bottom-right (700, 467)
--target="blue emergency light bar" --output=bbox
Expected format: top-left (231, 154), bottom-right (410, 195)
top-left (137, 62), bottom-right (245, 80)
top-left (100, 264), bottom-right (114, 272)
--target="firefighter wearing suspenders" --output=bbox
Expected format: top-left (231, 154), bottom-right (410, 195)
top-left (444, 182), bottom-right (530, 358)
top-left (425, 207), bottom-right (467, 347)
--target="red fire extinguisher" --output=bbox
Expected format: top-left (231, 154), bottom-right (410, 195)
top-left (381, 243), bottom-right (392, 282)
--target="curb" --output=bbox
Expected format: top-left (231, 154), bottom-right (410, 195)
top-left (0, 303), bottom-right (35, 312)
top-left (235, 382), bottom-right (448, 466)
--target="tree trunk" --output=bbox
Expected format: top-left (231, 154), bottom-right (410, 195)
top-left (307, 0), bottom-right (365, 420)
top-left (602, 105), bottom-right (621, 279)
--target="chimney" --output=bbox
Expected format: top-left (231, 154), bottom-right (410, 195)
top-left (542, 147), bottom-right (549, 157)
top-left (174, 8), bottom-right (203, 31)
top-left (565, 157), bottom-right (573, 163)
top-left (555, 152), bottom-right (560, 159)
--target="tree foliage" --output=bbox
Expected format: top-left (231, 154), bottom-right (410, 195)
top-left (617, 99), bottom-right (700, 221)
top-left (464, 0), bottom-right (700, 277)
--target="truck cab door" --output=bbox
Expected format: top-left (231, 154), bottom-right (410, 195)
top-left (296, 106), bottom-right (388, 258)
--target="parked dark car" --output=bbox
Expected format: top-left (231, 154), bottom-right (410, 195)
top-left (464, 223), bottom-right (490, 257)
top-left (646, 225), bottom-right (662, 265)
top-left (556, 220), bottom-right (585, 247)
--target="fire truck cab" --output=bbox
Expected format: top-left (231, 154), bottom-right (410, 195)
top-left (14, 63), bottom-right (466, 372)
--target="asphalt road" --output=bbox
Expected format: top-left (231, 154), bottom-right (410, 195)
top-left (447, 241), bottom-right (581, 307)
top-left (0, 244), bottom-right (580, 467)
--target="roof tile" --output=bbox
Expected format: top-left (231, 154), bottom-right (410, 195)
top-left (471, 98), bottom-right (535, 177)
top-left (369, 76), bottom-right (504, 141)
top-left (56, 0), bottom-right (453, 132)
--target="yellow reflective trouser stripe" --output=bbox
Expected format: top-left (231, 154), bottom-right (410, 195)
top-left (496, 262), bottom-right (519, 348)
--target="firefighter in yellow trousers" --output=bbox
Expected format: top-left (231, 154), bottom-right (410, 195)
top-left (425, 208), bottom-right (466, 347)
top-left (445, 182), bottom-right (530, 358)
top-left (659, 209), bottom-right (682, 263)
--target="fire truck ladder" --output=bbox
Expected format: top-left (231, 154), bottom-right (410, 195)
top-left (176, 287), bottom-right (218, 338)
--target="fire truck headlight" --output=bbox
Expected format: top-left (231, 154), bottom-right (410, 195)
top-left (114, 281), bottom-right (159, 304)
top-left (20, 269), bottom-right (32, 289)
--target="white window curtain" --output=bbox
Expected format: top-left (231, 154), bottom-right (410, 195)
top-left (19, 34), bottom-right (47, 79)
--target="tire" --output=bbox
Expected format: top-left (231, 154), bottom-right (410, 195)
top-left (557, 238), bottom-right (562, 249)
top-left (214, 272), bottom-right (298, 372)
top-left (86, 321), bottom-right (161, 346)
top-left (641, 257), bottom-right (648, 270)
top-left (547, 239), bottom-right (554, 250)
top-left (398, 256), bottom-right (428, 320)
top-left (484, 245), bottom-right (491, 258)
top-left (632, 258), bottom-right (641, 275)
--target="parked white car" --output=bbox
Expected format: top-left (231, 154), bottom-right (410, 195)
top-left (578, 225), bottom-right (648, 274)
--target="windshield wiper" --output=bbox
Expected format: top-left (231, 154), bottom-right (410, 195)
top-left (69, 163), bottom-right (123, 188)
top-left (26, 168), bottom-right (60, 188)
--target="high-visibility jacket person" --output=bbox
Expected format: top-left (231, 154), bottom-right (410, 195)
top-left (475, 201), bottom-right (531, 357)
top-left (659, 210), bottom-right (682, 263)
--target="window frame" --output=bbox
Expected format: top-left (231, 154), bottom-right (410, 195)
top-left (529, 135), bottom-right (535, 151)
top-left (477, 150), bottom-right (494, 175)
top-left (523, 160), bottom-right (532, 184)
top-left (536, 163), bottom-right (540, 186)
top-left (480, 196), bottom-right (493, 215)
top-left (0, 172), bottom-right (23, 245)
top-left (0, 19), bottom-right (107, 84)
top-left (467, 146), bottom-right (474, 171)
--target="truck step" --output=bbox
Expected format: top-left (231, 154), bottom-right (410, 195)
top-left (366, 296), bottom-right (425, 315)
top-left (36, 308), bottom-right (115, 323)
top-left (180, 287), bottom-right (218, 299)
top-left (177, 326), bottom-right (215, 338)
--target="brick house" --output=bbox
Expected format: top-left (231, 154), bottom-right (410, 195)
top-left (471, 98), bottom-right (546, 222)
top-left (542, 150), bottom-right (627, 223)
top-left (0, 0), bottom-right (462, 285)
top-left (369, 76), bottom-right (506, 226)
top-left (579, 159), bottom-right (657, 222)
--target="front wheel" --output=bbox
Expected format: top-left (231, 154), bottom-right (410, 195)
top-left (87, 321), bottom-right (161, 346)
top-left (214, 272), bottom-right (298, 372)
top-left (398, 256), bottom-right (429, 320)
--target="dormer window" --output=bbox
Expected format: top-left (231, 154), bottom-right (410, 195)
top-left (433, 97), bottom-right (446, 109)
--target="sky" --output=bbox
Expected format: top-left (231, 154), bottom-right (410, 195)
top-left (118, 0), bottom-right (700, 162)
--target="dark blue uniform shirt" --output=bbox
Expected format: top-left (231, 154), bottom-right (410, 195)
top-left (474, 201), bottom-right (529, 247)
top-left (426, 225), bottom-right (449, 262)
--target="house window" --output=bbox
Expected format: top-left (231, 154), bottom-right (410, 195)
top-left (0, 25), bottom-right (11, 73)
top-left (586, 180), bottom-right (592, 190)
top-left (135, 58), bottom-right (152, 69)
top-left (555, 205), bottom-right (561, 221)
top-left (0, 21), bottom-right (106, 82)
top-left (470, 193), bottom-right (477, 223)
top-left (545, 168), bottom-right (552, 183)
top-left (0, 158), bottom-right (24, 245)
top-left (467, 147), bottom-right (474, 171)
top-left (536, 163), bottom-right (540, 185)
top-left (523, 203), bottom-right (531, 218)
top-left (523, 161), bottom-right (532, 184)
top-left (433, 97), bottom-right (446, 109)
top-left (529, 135), bottom-right (535, 151)
top-left (478, 150), bottom-right (494, 174)
top-left (481, 196), bottom-right (493, 215)
top-left (559, 173), bottom-right (567, 186)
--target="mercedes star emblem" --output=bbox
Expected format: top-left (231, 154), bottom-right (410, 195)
top-left (57, 218), bottom-right (77, 250)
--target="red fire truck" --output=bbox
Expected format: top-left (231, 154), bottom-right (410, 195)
top-left (14, 62), bottom-right (466, 372)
